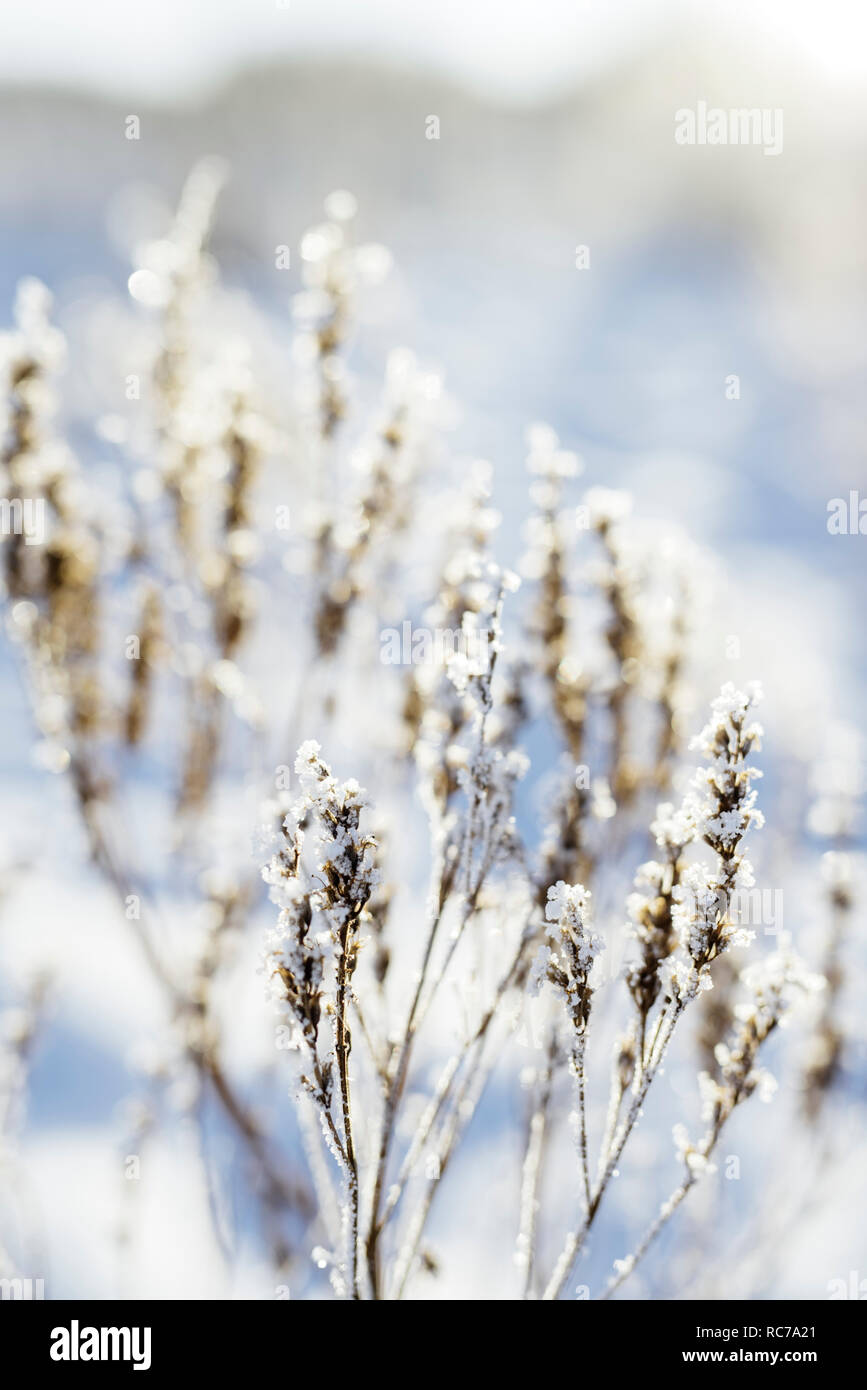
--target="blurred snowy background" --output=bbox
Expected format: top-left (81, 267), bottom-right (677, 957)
top-left (0, 0), bottom-right (865, 1300)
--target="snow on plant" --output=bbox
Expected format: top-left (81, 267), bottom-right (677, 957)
top-left (263, 741), bottom-right (379, 1297)
top-left (0, 162), bottom-right (850, 1301)
top-left (604, 937), bottom-right (824, 1297)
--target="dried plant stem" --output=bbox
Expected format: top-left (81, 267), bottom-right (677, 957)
top-left (334, 922), bottom-right (361, 1299)
top-left (365, 885), bottom-right (446, 1298)
top-left (351, 990), bottom-right (388, 1078)
top-left (392, 1031), bottom-right (499, 1299)
top-left (602, 1174), bottom-right (696, 1299)
top-left (698, 1129), bottom-right (835, 1300)
top-left (596, 515), bottom-right (640, 806)
top-left (177, 676), bottom-right (226, 821)
top-left (82, 788), bottom-right (179, 999)
top-left (193, 1090), bottom-right (235, 1269)
top-left (542, 997), bottom-right (684, 1300)
top-left (0, 975), bottom-right (49, 1140)
top-left (365, 797), bottom-right (481, 1294)
top-left (426, 871), bottom-right (493, 1016)
top-left (299, 1041), bottom-right (350, 1186)
top-left (609, 962), bottom-right (799, 1300)
top-left (366, 897), bottom-right (534, 1296)
top-left (199, 1049), bottom-right (307, 1227)
top-left (382, 927), bottom-right (538, 1291)
top-left (296, 1093), bottom-right (342, 1244)
top-left (652, 589), bottom-right (687, 790)
top-left (84, 791), bottom-right (310, 1241)
top-left (377, 921), bottom-right (535, 1244)
top-left (603, 1103), bottom-right (730, 1299)
top-left (368, 587), bottom-right (518, 1294)
top-left (571, 1033), bottom-right (592, 1214)
top-left (596, 1073), bottom-right (626, 1186)
top-left (516, 1027), bottom-right (557, 1298)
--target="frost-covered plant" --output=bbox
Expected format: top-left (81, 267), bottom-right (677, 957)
top-left (604, 939), bottom-right (824, 1297)
top-left (539, 882), bottom-right (603, 1208)
top-left (0, 974), bottom-right (49, 1282)
top-left (0, 164), bottom-right (847, 1302)
top-left (539, 681), bottom-right (772, 1301)
top-left (264, 742), bottom-right (379, 1297)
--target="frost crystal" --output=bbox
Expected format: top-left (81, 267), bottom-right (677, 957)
top-left (541, 881), bottom-right (603, 1033)
top-left (661, 683), bottom-right (766, 1001)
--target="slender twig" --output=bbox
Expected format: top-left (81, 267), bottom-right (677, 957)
top-left (334, 919), bottom-right (360, 1299)
top-left (602, 1174), bottom-right (696, 1300)
top-left (516, 1026), bottom-right (557, 1298)
top-left (543, 998), bottom-right (684, 1300)
top-left (572, 1033), bottom-right (592, 1215)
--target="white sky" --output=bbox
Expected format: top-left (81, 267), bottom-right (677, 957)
top-left (2, 0), bottom-right (866, 103)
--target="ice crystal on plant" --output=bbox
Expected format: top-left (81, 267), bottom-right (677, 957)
top-left (540, 881), bottom-right (603, 1032)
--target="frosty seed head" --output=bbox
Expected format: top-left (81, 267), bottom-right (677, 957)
top-left (541, 880), bottom-right (603, 1034)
